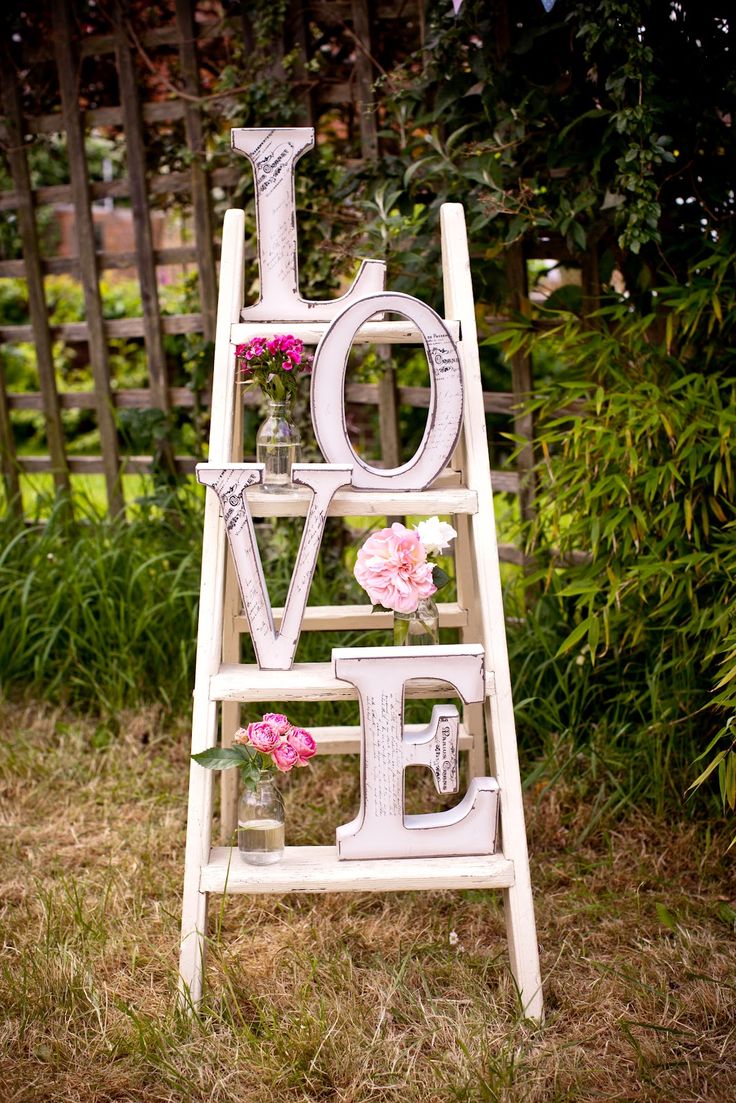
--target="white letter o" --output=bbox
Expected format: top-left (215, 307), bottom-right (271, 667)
top-left (310, 292), bottom-right (463, 490)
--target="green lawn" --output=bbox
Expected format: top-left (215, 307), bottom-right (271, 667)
top-left (1, 703), bottom-right (733, 1102)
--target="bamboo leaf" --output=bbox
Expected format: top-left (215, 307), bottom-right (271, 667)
top-left (556, 616), bottom-right (592, 657)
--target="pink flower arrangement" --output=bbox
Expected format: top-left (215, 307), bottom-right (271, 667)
top-left (235, 334), bottom-right (313, 403)
top-left (354, 517), bottom-right (457, 614)
top-left (286, 727), bottom-right (318, 763)
top-left (192, 711), bottom-right (316, 790)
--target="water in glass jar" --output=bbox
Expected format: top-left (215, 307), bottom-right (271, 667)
top-left (257, 441), bottom-right (299, 490)
top-left (238, 817), bottom-right (285, 864)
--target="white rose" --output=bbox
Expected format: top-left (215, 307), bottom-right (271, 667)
top-left (415, 517), bottom-right (457, 556)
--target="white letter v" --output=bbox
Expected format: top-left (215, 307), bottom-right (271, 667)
top-left (197, 463), bottom-right (352, 670)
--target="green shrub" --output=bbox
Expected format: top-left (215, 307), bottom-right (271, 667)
top-left (499, 255), bottom-right (736, 825)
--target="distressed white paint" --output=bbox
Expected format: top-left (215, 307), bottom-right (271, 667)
top-left (229, 319), bottom-right (461, 346)
top-left (179, 208), bottom-right (246, 1010)
top-left (179, 198), bottom-right (543, 1025)
top-left (232, 127), bottom-right (385, 320)
top-left (209, 661), bottom-right (460, 703)
top-left (238, 483), bottom-right (477, 519)
top-left (308, 720), bottom-right (475, 756)
top-left (333, 645), bottom-right (499, 860)
top-left (311, 291), bottom-right (464, 490)
top-left (233, 600), bottom-right (469, 633)
top-left (197, 462), bottom-right (352, 670)
top-left (441, 203), bottom-right (543, 1018)
top-left (200, 846), bottom-right (514, 894)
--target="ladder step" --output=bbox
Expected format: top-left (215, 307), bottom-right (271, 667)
top-left (243, 485), bottom-right (478, 519)
top-left (310, 722), bottom-right (475, 754)
top-left (201, 845), bottom-right (515, 894)
top-left (230, 319), bottom-right (461, 346)
top-left (210, 662), bottom-right (463, 702)
top-left (234, 601), bottom-right (469, 633)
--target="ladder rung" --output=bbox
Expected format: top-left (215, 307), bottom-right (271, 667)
top-left (200, 845), bottom-right (515, 894)
top-left (210, 662), bottom-right (466, 702)
top-left (310, 721), bottom-right (475, 754)
top-left (230, 319), bottom-right (462, 346)
top-left (233, 601), bottom-right (469, 633)
top-left (242, 485), bottom-right (478, 519)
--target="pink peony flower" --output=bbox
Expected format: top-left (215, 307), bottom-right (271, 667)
top-left (232, 726), bottom-right (250, 747)
top-left (287, 727), bottom-right (317, 765)
top-left (246, 720), bottom-right (281, 753)
top-left (272, 741), bottom-right (299, 772)
top-left (262, 713), bottom-right (291, 736)
top-left (354, 523), bottom-right (437, 613)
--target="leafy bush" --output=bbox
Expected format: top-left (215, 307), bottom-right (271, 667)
top-left (498, 253), bottom-right (736, 824)
top-left (348, 0), bottom-right (735, 307)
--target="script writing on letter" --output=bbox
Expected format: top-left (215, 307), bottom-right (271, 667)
top-left (333, 645), bottom-right (499, 860)
top-left (232, 127), bottom-right (385, 321)
top-left (197, 463), bottom-right (351, 670)
top-left (311, 291), bottom-right (463, 490)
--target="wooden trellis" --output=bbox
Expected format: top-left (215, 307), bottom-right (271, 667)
top-left (0, 0), bottom-right (535, 533)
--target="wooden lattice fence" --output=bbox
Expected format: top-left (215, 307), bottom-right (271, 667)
top-left (0, 0), bottom-right (536, 554)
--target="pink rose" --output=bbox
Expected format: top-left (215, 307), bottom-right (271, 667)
top-left (262, 712), bottom-right (291, 736)
top-left (246, 720), bottom-right (280, 753)
top-left (272, 741), bottom-right (299, 772)
top-left (354, 523), bottom-right (437, 614)
top-left (287, 727), bottom-right (317, 765)
top-left (232, 727), bottom-right (250, 747)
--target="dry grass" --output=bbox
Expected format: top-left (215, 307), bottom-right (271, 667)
top-left (0, 703), bottom-right (734, 1103)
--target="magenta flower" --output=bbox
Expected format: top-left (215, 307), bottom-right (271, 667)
top-left (262, 713), bottom-right (291, 737)
top-left (246, 720), bottom-right (281, 753)
top-left (354, 523), bottom-right (436, 614)
top-left (272, 741), bottom-right (299, 772)
top-left (287, 727), bottom-right (317, 765)
top-left (234, 334), bottom-right (311, 402)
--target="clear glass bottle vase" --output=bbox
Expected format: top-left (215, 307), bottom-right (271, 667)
top-left (238, 778), bottom-right (285, 865)
top-left (256, 400), bottom-right (301, 492)
top-left (393, 596), bottom-right (440, 646)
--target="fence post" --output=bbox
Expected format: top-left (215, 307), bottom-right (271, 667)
top-left (0, 51), bottom-right (70, 505)
top-left (0, 355), bottom-right (21, 514)
top-left (351, 0), bottom-right (379, 160)
top-left (53, 0), bottom-right (124, 516)
top-left (175, 0), bottom-right (218, 345)
top-left (113, 1), bottom-right (176, 478)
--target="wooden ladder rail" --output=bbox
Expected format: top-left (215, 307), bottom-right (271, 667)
top-left (178, 204), bottom-right (543, 1022)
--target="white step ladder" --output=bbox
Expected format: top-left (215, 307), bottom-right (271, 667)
top-left (178, 202), bottom-right (543, 1021)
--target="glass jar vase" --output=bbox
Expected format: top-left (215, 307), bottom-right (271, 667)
top-left (393, 596), bottom-right (440, 646)
top-left (256, 400), bottom-right (301, 492)
top-left (237, 778), bottom-right (285, 865)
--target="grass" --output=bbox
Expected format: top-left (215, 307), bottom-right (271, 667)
top-left (1, 702), bottom-right (734, 1102)
top-left (0, 491), bottom-right (203, 715)
top-left (1, 473), bottom-right (178, 520)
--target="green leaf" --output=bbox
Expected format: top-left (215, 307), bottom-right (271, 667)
top-left (191, 746), bottom-right (250, 770)
top-left (570, 221), bottom-right (587, 251)
top-left (555, 616), bottom-right (592, 657)
top-left (655, 903), bottom-right (678, 934)
top-left (432, 565), bottom-right (450, 592)
top-left (588, 614), bottom-right (601, 659)
top-left (686, 748), bottom-right (728, 792)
